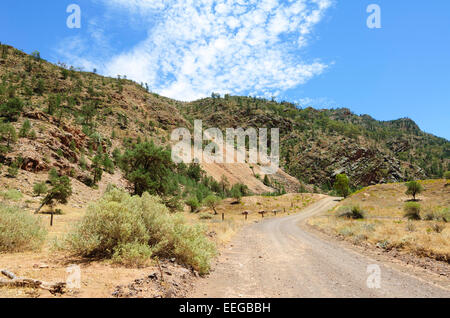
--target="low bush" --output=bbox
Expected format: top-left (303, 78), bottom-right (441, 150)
top-left (431, 207), bottom-right (450, 223)
top-left (404, 202), bottom-right (421, 220)
top-left (337, 206), bottom-right (365, 220)
top-left (198, 212), bottom-right (213, 220)
top-left (186, 197), bottom-right (200, 213)
top-left (65, 189), bottom-right (216, 274)
top-left (0, 189), bottom-right (23, 201)
top-left (111, 242), bottom-right (153, 267)
top-left (33, 182), bottom-right (48, 197)
top-left (0, 205), bottom-right (47, 252)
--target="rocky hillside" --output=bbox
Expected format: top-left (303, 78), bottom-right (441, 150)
top-left (0, 44), bottom-right (299, 197)
top-left (181, 96), bottom-right (449, 190)
top-left (0, 44), bottom-right (448, 196)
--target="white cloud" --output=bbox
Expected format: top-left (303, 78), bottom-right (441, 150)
top-left (297, 96), bottom-right (337, 108)
top-left (61, 0), bottom-right (333, 101)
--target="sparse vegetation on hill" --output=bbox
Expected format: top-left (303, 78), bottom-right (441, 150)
top-left (1, 44), bottom-right (448, 199)
top-left (310, 180), bottom-right (450, 262)
top-left (0, 44), bottom-right (448, 293)
top-left (182, 96), bottom-right (449, 189)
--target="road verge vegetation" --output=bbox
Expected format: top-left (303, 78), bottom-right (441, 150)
top-left (64, 189), bottom-right (217, 274)
top-left (309, 180), bottom-right (450, 263)
top-left (0, 205), bottom-right (47, 252)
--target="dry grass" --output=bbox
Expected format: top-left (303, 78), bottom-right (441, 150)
top-left (0, 189), bottom-right (322, 297)
top-left (342, 179), bottom-right (449, 218)
top-left (185, 193), bottom-right (323, 246)
top-left (309, 180), bottom-right (450, 262)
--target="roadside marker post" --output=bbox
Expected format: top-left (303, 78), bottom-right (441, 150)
top-left (50, 212), bottom-right (54, 227)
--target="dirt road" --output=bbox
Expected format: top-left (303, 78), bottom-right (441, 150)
top-left (190, 197), bottom-right (450, 298)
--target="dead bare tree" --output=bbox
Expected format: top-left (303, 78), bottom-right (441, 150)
top-left (0, 269), bottom-right (66, 294)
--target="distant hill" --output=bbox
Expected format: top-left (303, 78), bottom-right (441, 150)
top-left (0, 44), bottom-right (448, 196)
top-left (182, 97), bottom-right (449, 190)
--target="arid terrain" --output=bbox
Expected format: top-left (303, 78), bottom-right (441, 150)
top-left (310, 180), bottom-right (450, 263)
top-left (0, 189), bottom-right (322, 298)
top-left (190, 197), bottom-right (450, 298)
top-left (0, 44), bottom-right (449, 299)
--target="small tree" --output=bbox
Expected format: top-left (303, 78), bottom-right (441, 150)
top-left (91, 154), bottom-right (104, 185)
top-left (47, 94), bottom-right (61, 116)
top-left (203, 195), bottom-right (221, 215)
top-left (230, 187), bottom-right (242, 203)
top-left (7, 162), bottom-right (19, 178)
top-left (405, 181), bottom-right (423, 201)
top-left (186, 197), bottom-right (200, 213)
top-left (33, 182), bottom-right (48, 197)
top-left (263, 175), bottom-right (271, 187)
top-left (34, 79), bottom-right (45, 95)
top-left (0, 97), bottom-right (23, 122)
top-left (0, 123), bottom-right (17, 148)
top-left (187, 163), bottom-right (203, 182)
top-left (334, 174), bottom-right (350, 198)
top-left (103, 155), bottom-right (114, 174)
top-left (121, 142), bottom-right (173, 196)
top-left (35, 170), bottom-right (72, 214)
top-left (31, 51), bottom-right (41, 61)
top-left (19, 119), bottom-right (31, 138)
top-left (220, 175), bottom-right (230, 194)
top-left (444, 171), bottom-right (450, 182)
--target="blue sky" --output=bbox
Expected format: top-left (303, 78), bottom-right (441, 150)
top-left (1, 0), bottom-right (449, 139)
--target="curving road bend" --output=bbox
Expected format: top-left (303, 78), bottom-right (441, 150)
top-left (190, 197), bottom-right (450, 298)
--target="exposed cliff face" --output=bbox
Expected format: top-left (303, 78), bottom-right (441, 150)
top-left (182, 97), bottom-right (448, 189)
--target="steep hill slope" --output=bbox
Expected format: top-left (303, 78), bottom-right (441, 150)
top-left (181, 96), bottom-right (449, 189)
top-left (0, 44), bottom-right (291, 195)
top-left (0, 44), bottom-right (448, 197)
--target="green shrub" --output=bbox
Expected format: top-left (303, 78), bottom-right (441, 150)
top-left (426, 207), bottom-right (450, 222)
top-left (19, 119), bottom-right (31, 138)
top-left (444, 171), bottom-right (450, 180)
top-left (404, 202), bottom-right (421, 220)
top-left (111, 242), bottom-right (153, 268)
top-left (263, 174), bottom-right (271, 186)
top-left (337, 205), bottom-right (365, 219)
top-left (405, 181), bottom-right (423, 201)
top-left (7, 164), bottom-right (19, 178)
top-left (203, 195), bottom-right (221, 215)
top-left (33, 182), bottom-right (48, 197)
top-left (230, 186), bottom-right (242, 203)
top-left (0, 97), bottom-right (24, 122)
top-left (0, 189), bottom-right (23, 201)
top-left (198, 212), bottom-right (213, 220)
top-left (186, 197), bottom-right (200, 213)
top-left (35, 170), bottom-right (72, 214)
top-left (334, 174), bottom-right (350, 198)
top-left (65, 189), bottom-right (216, 274)
top-left (0, 205), bottom-right (47, 252)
